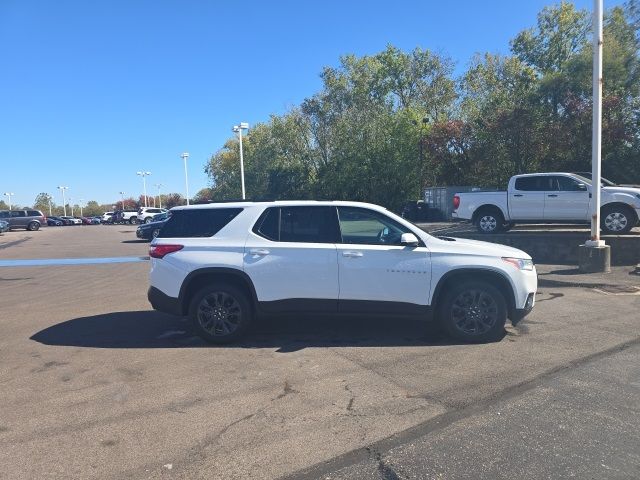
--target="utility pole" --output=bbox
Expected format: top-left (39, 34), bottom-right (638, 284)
top-left (57, 186), bottom-right (68, 216)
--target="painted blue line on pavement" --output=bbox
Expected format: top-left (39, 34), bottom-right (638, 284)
top-left (0, 256), bottom-right (150, 267)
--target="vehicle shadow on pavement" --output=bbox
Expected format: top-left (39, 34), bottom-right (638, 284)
top-left (29, 311), bottom-right (482, 351)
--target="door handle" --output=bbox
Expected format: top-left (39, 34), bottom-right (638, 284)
top-left (249, 248), bottom-right (270, 256)
top-left (513, 194), bottom-right (523, 197)
top-left (342, 251), bottom-right (363, 258)
top-left (547, 194), bottom-right (558, 197)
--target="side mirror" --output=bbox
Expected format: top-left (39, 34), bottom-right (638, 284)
top-left (577, 183), bottom-right (587, 191)
top-left (400, 233), bottom-right (419, 247)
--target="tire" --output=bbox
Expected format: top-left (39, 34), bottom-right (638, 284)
top-left (189, 283), bottom-right (253, 344)
top-left (474, 209), bottom-right (505, 234)
top-left (129, 217), bottom-right (137, 224)
top-left (601, 205), bottom-right (635, 235)
top-left (27, 221), bottom-right (40, 231)
top-left (438, 281), bottom-right (507, 343)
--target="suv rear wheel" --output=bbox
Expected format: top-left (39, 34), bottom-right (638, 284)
top-left (438, 281), bottom-right (507, 343)
top-left (189, 283), bottom-right (252, 344)
top-left (27, 221), bottom-right (40, 231)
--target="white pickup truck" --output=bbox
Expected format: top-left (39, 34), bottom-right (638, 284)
top-left (452, 172), bottom-right (640, 234)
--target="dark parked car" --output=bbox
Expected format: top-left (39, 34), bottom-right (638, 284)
top-left (0, 219), bottom-right (10, 233)
top-left (47, 217), bottom-right (63, 226)
top-left (0, 209), bottom-right (47, 231)
top-left (49, 215), bottom-right (72, 225)
top-left (136, 213), bottom-right (170, 241)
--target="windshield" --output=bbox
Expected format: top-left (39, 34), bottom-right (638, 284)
top-left (572, 173), bottom-right (617, 187)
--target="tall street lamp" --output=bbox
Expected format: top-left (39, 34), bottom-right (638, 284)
top-left (3, 192), bottom-right (14, 210)
top-left (69, 198), bottom-right (74, 216)
top-left (57, 186), bottom-right (68, 216)
top-left (154, 183), bottom-right (164, 208)
top-left (180, 153), bottom-right (190, 205)
top-left (136, 171), bottom-right (151, 207)
top-left (48, 196), bottom-right (53, 216)
top-left (119, 191), bottom-right (126, 210)
top-left (232, 122), bottom-right (249, 199)
top-left (79, 199), bottom-right (84, 217)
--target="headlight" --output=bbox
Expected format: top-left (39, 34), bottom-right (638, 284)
top-left (502, 257), bottom-right (534, 271)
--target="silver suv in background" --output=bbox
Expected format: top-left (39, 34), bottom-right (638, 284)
top-left (0, 210), bottom-right (47, 231)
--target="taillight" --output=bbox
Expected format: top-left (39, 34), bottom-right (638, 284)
top-left (453, 195), bottom-right (460, 210)
top-left (149, 244), bottom-right (183, 259)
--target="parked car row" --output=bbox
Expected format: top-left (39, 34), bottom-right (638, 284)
top-left (136, 211), bottom-right (171, 240)
top-left (103, 207), bottom-right (168, 225)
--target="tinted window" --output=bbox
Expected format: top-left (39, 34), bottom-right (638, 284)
top-left (10, 211), bottom-right (26, 218)
top-left (337, 207), bottom-right (410, 245)
top-left (158, 208), bottom-right (242, 238)
top-left (553, 176), bottom-right (585, 192)
top-left (514, 176), bottom-right (554, 191)
top-left (253, 207), bottom-right (279, 241)
top-left (0, 211), bottom-right (9, 218)
top-left (27, 210), bottom-right (41, 217)
top-left (280, 207), bottom-right (340, 243)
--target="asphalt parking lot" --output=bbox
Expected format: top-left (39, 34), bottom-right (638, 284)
top-left (1, 226), bottom-right (639, 479)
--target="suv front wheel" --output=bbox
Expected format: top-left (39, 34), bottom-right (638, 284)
top-left (189, 283), bottom-right (252, 344)
top-left (438, 281), bottom-right (507, 343)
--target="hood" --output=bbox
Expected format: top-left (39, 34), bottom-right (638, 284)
top-left (433, 236), bottom-right (532, 260)
top-left (602, 186), bottom-right (640, 196)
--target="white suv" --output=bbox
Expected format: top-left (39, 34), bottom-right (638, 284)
top-left (148, 201), bottom-right (537, 344)
top-left (138, 207), bottom-right (168, 224)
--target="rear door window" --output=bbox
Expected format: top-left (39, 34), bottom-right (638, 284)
top-left (158, 208), bottom-right (243, 238)
top-left (514, 176), bottom-right (554, 191)
top-left (27, 211), bottom-right (41, 217)
top-left (252, 206), bottom-right (340, 243)
top-left (10, 211), bottom-right (26, 218)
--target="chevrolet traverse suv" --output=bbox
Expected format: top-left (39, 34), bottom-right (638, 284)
top-left (148, 201), bottom-right (537, 344)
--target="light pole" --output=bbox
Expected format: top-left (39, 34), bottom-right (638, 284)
top-left (154, 183), bottom-right (164, 208)
top-left (69, 198), bottom-right (74, 216)
top-left (119, 191), bottom-right (126, 210)
top-left (48, 196), bottom-right (52, 216)
top-left (232, 122), bottom-right (249, 199)
top-left (579, 0), bottom-right (609, 272)
top-left (136, 171), bottom-right (151, 207)
top-left (3, 192), bottom-right (14, 210)
top-left (57, 186), bottom-right (68, 216)
top-left (180, 153), bottom-right (190, 205)
top-left (79, 199), bottom-right (84, 217)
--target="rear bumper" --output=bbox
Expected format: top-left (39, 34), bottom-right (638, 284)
top-left (148, 286), bottom-right (183, 316)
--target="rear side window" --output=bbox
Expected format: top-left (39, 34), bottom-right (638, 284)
top-left (158, 208), bottom-right (242, 238)
top-left (514, 176), bottom-right (554, 191)
top-left (27, 211), bottom-right (41, 217)
top-left (252, 206), bottom-right (340, 243)
top-left (10, 211), bottom-right (26, 218)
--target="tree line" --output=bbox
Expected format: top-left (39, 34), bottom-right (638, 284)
top-left (204, 1), bottom-right (640, 212)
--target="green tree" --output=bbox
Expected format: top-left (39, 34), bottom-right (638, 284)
top-left (33, 193), bottom-right (54, 214)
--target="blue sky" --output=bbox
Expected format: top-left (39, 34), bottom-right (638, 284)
top-left (0, 0), bottom-right (625, 208)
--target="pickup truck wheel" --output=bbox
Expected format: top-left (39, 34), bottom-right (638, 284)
top-left (474, 210), bottom-right (504, 234)
top-left (189, 283), bottom-right (252, 344)
top-left (601, 206), bottom-right (635, 235)
top-left (438, 281), bottom-right (507, 343)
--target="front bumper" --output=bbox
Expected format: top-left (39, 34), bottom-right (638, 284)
top-left (511, 292), bottom-right (535, 324)
top-left (148, 286), bottom-right (183, 316)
